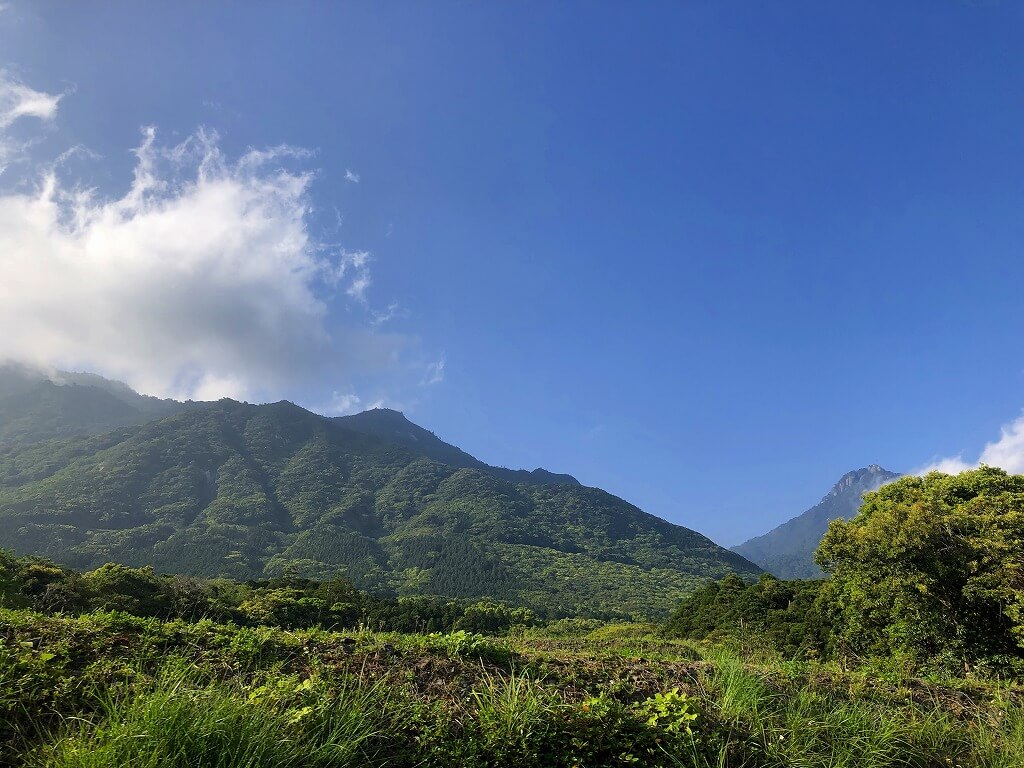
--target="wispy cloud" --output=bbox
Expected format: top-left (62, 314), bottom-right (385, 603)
top-left (422, 356), bottom-right (446, 386)
top-left (0, 71), bottom-right (61, 128)
top-left (0, 71), bottom-right (62, 172)
top-left (917, 412), bottom-right (1024, 475)
top-left (335, 249), bottom-right (372, 303)
top-left (344, 169), bottom-right (360, 183)
top-left (371, 301), bottom-right (404, 327)
top-left (365, 396), bottom-right (408, 411)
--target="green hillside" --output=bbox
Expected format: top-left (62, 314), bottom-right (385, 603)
top-left (0, 396), bottom-right (759, 618)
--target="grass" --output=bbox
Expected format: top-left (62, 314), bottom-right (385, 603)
top-left (970, 704), bottom-right (1024, 768)
top-left (471, 668), bottom-right (558, 747)
top-left (692, 646), bottom-right (1024, 768)
top-left (3, 610), bottom-right (1023, 767)
top-left (28, 662), bottom-right (390, 768)
top-left (464, 668), bottom-right (565, 766)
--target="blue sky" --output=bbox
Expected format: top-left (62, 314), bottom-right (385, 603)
top-left (2, 2), bottom-right (1024, 545)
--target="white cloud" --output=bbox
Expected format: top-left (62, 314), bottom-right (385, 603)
top-left (0, 73), bottom-right (61, 128)
top-left (371, 301), bottom-right (403, 327)
top-left (0, 120), bottom-right (406, 401)
top-left (365, 397), bottom-right (408, 411)
top-left (917, 413), bottom-right (1024, 475)
top-left (422, 356), bottom-right (445, 386)
top-left (336, 249), bottom-right (372, 303)
top-left (344, 169), bottom-right (360, 183)
top-left (0, 71), bottom-right (62, 173)
top-left (325, 391), bottom-right (362, 415)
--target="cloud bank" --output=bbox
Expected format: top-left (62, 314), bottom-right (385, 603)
top-left (0, 73), bottom-right (412, 403)
top-left (917, 413), bottom-right (1024, 475)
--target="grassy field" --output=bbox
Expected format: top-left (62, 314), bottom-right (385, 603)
top-left (2, 608), bottom-right (1022, 767)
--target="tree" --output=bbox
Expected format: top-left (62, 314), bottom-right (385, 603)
top-left (238, 588), bottom-right (327, 628)
top-left (663, 573), bottom-right (828, 655)
top-left (455, 600), bottom-right (537, 633)
top-left (815, 467), bottom-right (1024, 670)
top-left (82, 563), bottom-right (171, 617)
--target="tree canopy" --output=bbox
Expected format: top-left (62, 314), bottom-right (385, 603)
top-left (815, 466), bottom-right (1024, 671)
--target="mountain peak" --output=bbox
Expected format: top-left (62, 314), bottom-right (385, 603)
top-left (733, 464), bottom-right (903, 579)
top-left (825, 464), bottom-right (899, 500)
top-left (364, 407), bottom-right (408, 420)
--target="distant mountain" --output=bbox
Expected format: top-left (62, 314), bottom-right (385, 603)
top-left (0, 373), bottom-right (759, 617)
top-left (731, 464), bottom-right (901, 579)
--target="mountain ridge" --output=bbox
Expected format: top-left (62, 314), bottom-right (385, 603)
top-left (337, 408), bottom-right (581, 486)
top-left (0, 368), bottom-right (760, 617)
top-left (0, 363), bottom-right (192, 448)
top-left (731, 464), bottom-right (901, 579)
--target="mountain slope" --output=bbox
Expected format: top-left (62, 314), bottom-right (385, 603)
top-left (0, 363), bottom-right (188, 448)
top-left (338, 408), bottom-right (580, 486)
top-left (731, 464), bottom-right (901, 578)
top-left (0, 382), bottom-right (144, 447)
top-left (0, 397), bottom-right (759, 617)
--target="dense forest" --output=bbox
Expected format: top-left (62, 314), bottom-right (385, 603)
top-left (6, 467), bottom-right (1020, 676)
top-left (0, 549), bottom-right (536, 635)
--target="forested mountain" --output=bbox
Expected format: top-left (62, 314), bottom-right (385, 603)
top-left (0, 372), bottom-right (759, 617)
top-left (0, 363), bottom-right (188, 447)
top-left (731, 464), bottom-right (901, 578)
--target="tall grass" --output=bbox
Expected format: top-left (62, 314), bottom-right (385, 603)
top-left (697, 647), bottom-right (1020, 768)
top-left (706, 646), bottom-right (775, 729)
top-left (30, 662), bottom-right (388, 768)
top-left (970, 703), bottom-right (1024, 768)
top-left (468, 667), bottom-right (562, 763)
top-left (12, 636), bottom-right (1024, 768)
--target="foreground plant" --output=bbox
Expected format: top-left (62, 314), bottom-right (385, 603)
top-left (30, 663), bottom-right (390, 768)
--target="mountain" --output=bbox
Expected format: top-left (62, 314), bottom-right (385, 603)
top-left (0, 363), bottom-right (188, 447)
top-left (0, 378), bottom-right (759, 617)
top-left (338, 408), bottom-right (580, 486)
top-left (731, 464), bottom-right (901, 579)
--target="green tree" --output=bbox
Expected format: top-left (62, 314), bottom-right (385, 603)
top-left (238, 588), bottom-right (328, 628)
top-left (82, 563), bottom-right (172, 617)
top-left (815, 467), bottom-right (1024, 670)
top-left (455, 600), bottom-right (537, 633)
top-left (663, 573), bottom-right (828, 655)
